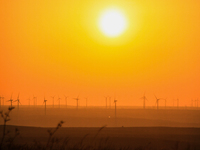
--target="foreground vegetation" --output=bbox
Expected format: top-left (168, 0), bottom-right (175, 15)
top-left (0, 107), bottom-right (198, 150)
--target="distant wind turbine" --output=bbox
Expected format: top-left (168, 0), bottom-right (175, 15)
top-left (163, 98), bottom-right (167, 109)
top-left (74, 96), bottom-right (80, 109)
top-left (114, 98), bottom-right (117, 118)
top-left (33, 95), bottom-right (37, 107)
top-left (43, 96), bottom-right (47, 115)
top-left (57, 95), bottom-right (61, 108)
top-left (14, 93), bottom-right (21, 109)
top-left (154, 95), bottom-right (163, 110)
top-left (64, 95), bottom-right (68, 108)
top-left (51, 95), bottom-right (55, 108)
top-left (1, 96), bottom-right (4, 106)
top-left (7, 94), bottom-right (13, 107)
top-left (140, 93), bottom-right (148, 109)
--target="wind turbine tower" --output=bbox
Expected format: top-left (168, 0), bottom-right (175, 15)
top-left (57, 96), bottom-right (61, 108)
top-left (154, 95), bottom-right (162, 110)
top-left (141, 93), bottom-right (148, 109)
top-left (2, 96), bottom-right (4, 106)
top-left (114, 98), bottom-right (117, 118)
top-left (43, 97), bottom-right (47, 115)
top-left (163, 98), bottom-right (167, 109)
top-left (7, 94), bottom-right (13, 107)
top-left (74, 96), bottom-right (79, 109)
top-left (64, 95), bottom-right (68, 108)
top-left (14, 93), bottom-right (21, 109)
top-left (33, 95), bottom-right (37, 107)
top-left (51, 95), bottom-right (55, 108)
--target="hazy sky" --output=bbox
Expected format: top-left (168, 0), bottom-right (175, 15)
top-left (0, 0), bottom-right (200, 106)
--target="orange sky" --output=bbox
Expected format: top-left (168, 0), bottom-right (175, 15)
top-left (0, 0), bottom-right (200, 107)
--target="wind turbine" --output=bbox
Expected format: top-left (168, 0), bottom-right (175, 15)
top-left (14, 93), bottom-right (21, 109)
top-left (114, 98), bottom-right (117, 118)
top-left (74, 96), bottom-right (79, 109)
top-left (33, 95), bottom-right (37, 107)
top-left (43, 96), bottom-right (47, 115)
top-left (7, 94), bottom-right (13, 107)
top-left (163, 98), bottom-right (167, 109)
top-left (140, 93), bottom-right (148, 109)
top-left (1, 96), bottom-right (4, 106)
top-left (64, 95), bottom-right (68, 108)
top-left (57, 95), bottom-right (61, 108)
top-left (154, 95), bottom-right (162, 110)
top-left (51, 95), bottom-right (55, 108)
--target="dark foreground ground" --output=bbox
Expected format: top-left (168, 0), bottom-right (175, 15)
top-left (0, 125), bottom-right (200, 150)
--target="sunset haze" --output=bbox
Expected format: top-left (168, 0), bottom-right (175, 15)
top-left (0, 0), bottom-right (200, 107)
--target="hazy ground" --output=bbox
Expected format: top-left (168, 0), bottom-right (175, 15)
top-left (0, 106), bottom-right (200, 127)
top-left (0, 106), bottom-right (200, 149)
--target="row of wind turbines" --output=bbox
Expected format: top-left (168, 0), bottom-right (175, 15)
top-left (141, 93), bottom-right (199, 109)
top-left (0, 94), bottom-right (118, 117)
top-left (0, 94), bottom-right (21, 109)
top-left (0, 93), bottom-right (199, 111)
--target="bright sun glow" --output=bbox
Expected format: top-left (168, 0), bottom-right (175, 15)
top-left (99, 9), bottom-right (127, 37)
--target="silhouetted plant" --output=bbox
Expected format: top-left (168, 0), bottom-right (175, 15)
top-left (0, 106), bottom-right (15, 149)
top-left (46, 120), bottom-right (64, 149)
top-left (6, 127), bottom-right (20, 149)
top-left (94, 125), bottom-right (107, 140)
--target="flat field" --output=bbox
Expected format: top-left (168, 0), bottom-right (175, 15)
top-left (0, 106), bottom-right (200, 127)
top-left (0, 106), bottom-right (200, 149)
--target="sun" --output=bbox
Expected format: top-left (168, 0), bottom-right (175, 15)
top-left (99, 8), bottom-right (127, 37)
